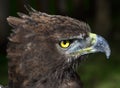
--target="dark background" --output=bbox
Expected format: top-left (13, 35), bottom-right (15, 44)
top-left (0, 0), bottom-right (120, 88)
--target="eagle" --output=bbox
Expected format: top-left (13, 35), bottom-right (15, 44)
top-left (7, 6), bottom-right (111, 88)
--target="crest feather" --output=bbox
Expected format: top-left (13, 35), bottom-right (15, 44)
top-left (7, 16), bottom-right (26, 27)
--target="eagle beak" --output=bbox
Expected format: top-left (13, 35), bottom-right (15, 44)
top-left (79, 33), bottom-right (111, 59)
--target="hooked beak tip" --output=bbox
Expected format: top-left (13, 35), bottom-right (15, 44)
top-left (90, 33), bottom-right (111, 59)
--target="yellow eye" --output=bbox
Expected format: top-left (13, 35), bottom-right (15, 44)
top-left (60, 40), bottom-right (70, 48)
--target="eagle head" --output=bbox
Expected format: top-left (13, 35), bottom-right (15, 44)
top-left (7, 6), bottom-right (111, 88)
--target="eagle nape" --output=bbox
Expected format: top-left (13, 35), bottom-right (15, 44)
top-left (6, 5), bottom-right (111, 88)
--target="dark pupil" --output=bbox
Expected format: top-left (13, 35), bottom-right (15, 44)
top-left (63, 41), bottom-right (67, 44)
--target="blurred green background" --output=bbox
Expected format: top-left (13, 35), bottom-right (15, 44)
top-left (0, 0), bottom-right (120, 88)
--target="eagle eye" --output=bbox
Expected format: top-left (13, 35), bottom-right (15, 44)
top-left (59, 40), bottom-right (71, 48)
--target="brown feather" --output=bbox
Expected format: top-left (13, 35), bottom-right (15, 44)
top-left (7, 7), bottom-right (90, 88)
